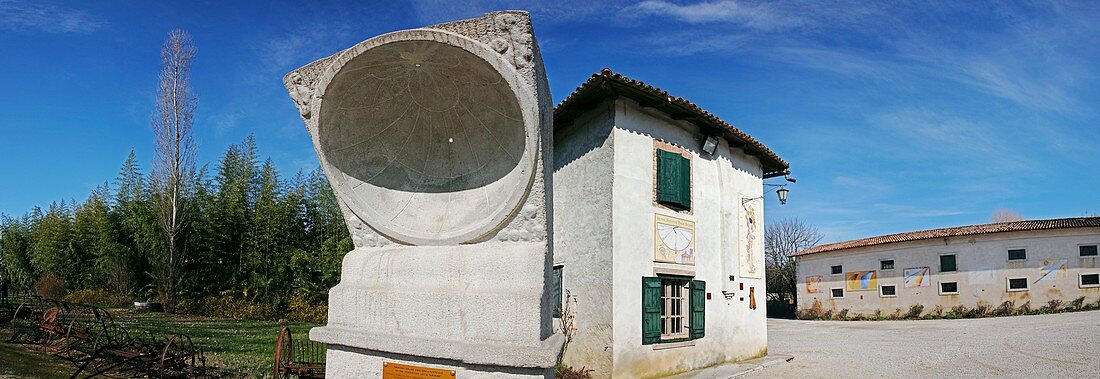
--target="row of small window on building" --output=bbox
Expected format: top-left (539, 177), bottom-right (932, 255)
top-left (829, 273), bottom-right (1100, 299)
top-left (827, 245), bottom-right (1100, 276)
top-left (825, 244), bottom-right (1100, 299)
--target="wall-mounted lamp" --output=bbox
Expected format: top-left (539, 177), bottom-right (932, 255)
top-left (701, 135), bottom-right (719, 155)
top-left (742, 184), bottom-right (790, 205)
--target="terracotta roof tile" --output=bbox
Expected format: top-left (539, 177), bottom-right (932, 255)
top-left (797, 217), bottom-right (1100, 256)
top-left (553, 68), bottom-right (789, 177)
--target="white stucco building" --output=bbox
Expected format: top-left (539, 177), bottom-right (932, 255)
top-left (795, 217), bottom-right (1100, 316)
top-left (550, 69), bottom-right (790, 378)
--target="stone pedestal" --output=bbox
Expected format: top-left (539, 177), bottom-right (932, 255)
top-left (284, 11), bottom-right (561, 378)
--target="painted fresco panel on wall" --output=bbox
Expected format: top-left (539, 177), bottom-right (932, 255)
top-left (1037, 259), bottom-right (1068, 282)
top-left (845, 271), bottom-right (878, 291)
top-left (805, 275), bottom-right (823, 293)
top-left (903, 267), bottom-right (930, 287)
top-left (654, 214), bottom-right (695, 265)
top-left (738, 195), bottom-right (762, 278)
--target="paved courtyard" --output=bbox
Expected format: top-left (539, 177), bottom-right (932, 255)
top-left (751, 311), bottom-right (1100, 378)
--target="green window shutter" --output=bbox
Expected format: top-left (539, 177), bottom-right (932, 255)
top-left (551, 266), bottom-right (563, 318)
top-left (656, 150), bottom-right (691, 210)
top-left (940, 255), bottom-right (957, 272)
top-left (642, 277), bottom-right (662, 345)
top-left (690, 280), bottom-right (705, 339)
top-left (678, 154), bottom-right (691, 209)
top-left (656, 150), bottom-right (679, 205)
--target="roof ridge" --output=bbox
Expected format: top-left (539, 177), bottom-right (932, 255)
top-left (798, 216), bottom-right (1100, 256)
top-left (554, 68), bottom-right (789, 176)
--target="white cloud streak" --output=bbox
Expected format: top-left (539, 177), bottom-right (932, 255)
top-left (0, 0), bottom-right (105, 33)
top-left (626, 0), bottom-right (806, 29)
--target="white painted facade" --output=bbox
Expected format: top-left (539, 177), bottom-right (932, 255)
top-left (553, 97), bottom-right (772, 378)
top-left (796, 227), bottom-right (1100, 316)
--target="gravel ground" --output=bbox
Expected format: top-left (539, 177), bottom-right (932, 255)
top-left (751, 311), bottom-right (1100, 378)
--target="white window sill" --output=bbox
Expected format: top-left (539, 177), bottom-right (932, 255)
top-left (1080, 284), bottom-right (1100, 288)
top-left (938, 292), bottom-right (959, 296)
top-left (1007, 288), bottom-right (1029, 292)
top-left (880, 295), bottom-right (897, 298)
top-left (652, 340), bottom-right (695, 350)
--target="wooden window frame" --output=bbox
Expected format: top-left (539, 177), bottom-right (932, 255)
top-left (1080, 245), bottom-right (1099, 257)
top-left (659, 278), bottom-right (690, 341)
top-left (654, 145), bottom-right (692, 212)
top-left (880, 259), bottom-right (895, 270)
top-left (830, 287), bottom-right (844, 299)
top-left (1080, 273), bottom-right (1100, 288)
top-left (1007, 248), bottom-right (1027, 262)
top-left (1006, 277), bottom-right (1029, 292)
top-left (879, 285), bottom-right (897, 298)
top-left (938, 281), bottom-right (959, 295)
top-left (939, 254), bottom-right (957, 273)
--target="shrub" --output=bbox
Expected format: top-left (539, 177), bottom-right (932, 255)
top-left (62, 288), bottom-right (129, 308)
top-left (930, 304), bottom-right (945, 318)
top-left (891, 308), bottom-right (903, 320)
top-left (871, 309), bottom-right (884, 321)
top-left (822, 309), bottom-right (834, 320)
top-left (798, 300), bottom-right (825, 319)
top-left (971, 303), bottom-right (993, 318)
top-left (1042, 299), bottom-right (1063, 313)
top-left (287, 295), bottom-right (327, 324)
top-left (35, 274), bottom-right (66, 300)
top-left (995, 301), bottom-right (1015, 316)
top-left (946, 305), bottom-right (969, 319)
top-left (190, 293), bottom-right (281, 320)
top-left (1069, 296), bottom-right (1086, 311)
top-left (905, 304), bottom-right (924, 319)
top-left (1018, 301), bottom-right (1032, 315)
top-left (555, 364), bottom-right (593, 379)
top-left (836, 308), bottom-right (849, 320)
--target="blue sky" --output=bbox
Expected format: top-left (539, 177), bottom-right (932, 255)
top-left (1, 0), bottom-right (1098, 243)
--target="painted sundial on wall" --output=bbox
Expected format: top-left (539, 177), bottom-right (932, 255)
top-left (654, 214), bottom-right (696, 265)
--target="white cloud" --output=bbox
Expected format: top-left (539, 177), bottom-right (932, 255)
top-left (0, 0), bottom-right (105, 33)
top-left (626, 0), bottom-right (806, 29)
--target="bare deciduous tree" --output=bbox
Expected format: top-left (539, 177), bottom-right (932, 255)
top-left (991, 208), bottom-right (1025, 223)
top-left (765, 217), bottom-right (823, 307)
top-left (150, 29), bottom-right (197, 313)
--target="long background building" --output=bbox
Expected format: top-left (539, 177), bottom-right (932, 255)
top-left (795, 217), bottom-right (1100, 316)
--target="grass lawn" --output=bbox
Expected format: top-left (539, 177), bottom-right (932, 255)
top-left (0, 310), bottom-right (320, 379)
top-left (0, 342), bottom-right (72, 379)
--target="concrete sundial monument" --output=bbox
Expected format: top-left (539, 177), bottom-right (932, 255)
top-left (283, 11), bottom-right (562, 378)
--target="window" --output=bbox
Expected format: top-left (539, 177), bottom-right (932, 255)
top-left (880, 260), bottom-right (895, 270)
top-left (1081, 245), bottom-right (1099, 257)
top-left (939, 281), bottom-right (958, 295)
top-left (656, 149), bottom-right (691, 210)
top-left (1008, 249), bottom-right (1027, 261)
top-left (940, 254), bottom-right (957, 272)
top-left (1081, 273), bottom-right (1100, 288)
top-left (551, 265), bottom-right (563, 318)
top-left (830, 288), bottom-right (844, 298)
top-left (1006, 277), bottom-right (1029, 292)
top-left (642, 277), bottom-right (704, 344)
top-left (880, 285), bottom-right (897, 297)
top-left (831, 265), bottom-right (843, 275)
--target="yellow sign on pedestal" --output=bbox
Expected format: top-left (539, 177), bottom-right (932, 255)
top-left (382, 362), bottom-right (456, 379)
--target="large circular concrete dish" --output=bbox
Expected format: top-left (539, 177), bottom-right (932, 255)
top-left (315, 30), bottom-right (537, 246)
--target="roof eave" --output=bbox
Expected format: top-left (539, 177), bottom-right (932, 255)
top-left (554, 69), bottom-right (790, 175)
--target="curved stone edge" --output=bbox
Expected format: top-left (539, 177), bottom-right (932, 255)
top-left (310, 326), bottom-right (565, 368)
top-left (283, 12), bottom-right (550, 247)
top-left (314, 28), bottom-right (539, 246)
